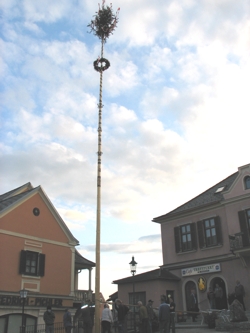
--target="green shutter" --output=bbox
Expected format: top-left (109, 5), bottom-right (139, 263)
top-left (174, 227), bottom-right (181, 253)
top-left (238, 211), bottom-right (249, 246)
top-left (19, 250), bottom-right (26, 274)
top-left (38, 253), bottom-right (45, 276)
top-left (190, 223), bottom-right (197, 250)
top-left (197, 220), bottom-right (205, 248)
top-left (215, 216), bottom-right (223, 245)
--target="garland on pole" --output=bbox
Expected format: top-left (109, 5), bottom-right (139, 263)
top-left (88, 0), bottom-right (120, 43)
top-left (93, 57), bottom-right (110, 72)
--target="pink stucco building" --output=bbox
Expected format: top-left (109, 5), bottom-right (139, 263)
top-left (0, 183), bottom-right (95, 332)
top-left (114, 163), bottom-right (250, 313)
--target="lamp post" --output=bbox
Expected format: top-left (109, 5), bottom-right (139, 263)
top-left (129, 256), bottom-right (137, 333)
top-left (19, 289), bottom-right (28, 333)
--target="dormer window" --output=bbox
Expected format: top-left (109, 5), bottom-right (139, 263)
top-left (244, 176), bottom-right (250, 190)
top-left (215, 186), bottom-right (225, 193)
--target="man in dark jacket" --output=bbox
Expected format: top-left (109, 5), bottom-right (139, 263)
top-left (188, 289), bottom-right (199, 322)
top-left (146, 300), bottom-right (156, 333)
top-left (169, 297), bottom-right (175, 333)
top-left (43, 306), bottom-right (55, 333)
top-left (115, 299), bottom-right (129, 333)
top-left (63, 309), bottom-right (72, 333)
top-left (235, 280), bottom-right (246, 310)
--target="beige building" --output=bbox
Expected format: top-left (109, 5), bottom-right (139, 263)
top-left (114, 164), bottom-right (250, 313)
top-left (0, 183), bottom-right (95, 333)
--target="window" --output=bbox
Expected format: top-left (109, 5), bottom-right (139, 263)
top-left (197, 217), bottom-right (222, 248)
top-left (244, 176), bottom-right (250, 190)
top-left (181, 225), bottom-right (192, 251)
top-left (174, 223), bottom-right (197, 253)
top-left (238, 209), bottom-right (250, 247)
top-left (19, 250), bottom-right (45, 276)
top-left (128, 292), bottom-right (146, 308)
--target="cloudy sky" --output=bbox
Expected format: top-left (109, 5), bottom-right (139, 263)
top-left (1, 0), bottom-right (250, 299)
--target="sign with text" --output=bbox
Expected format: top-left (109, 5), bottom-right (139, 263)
top-left (0, 296), bottom-right (63, 307)
top-left (182, 263), bottom-right (221, 277)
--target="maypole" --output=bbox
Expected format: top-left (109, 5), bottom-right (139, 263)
top-left (88, 2), bottom-right (120, 332)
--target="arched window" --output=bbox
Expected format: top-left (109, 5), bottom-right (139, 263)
top-left (244, 176), bottom-right (250, 190)
top-left (0, 314), bottom-right (36, 333)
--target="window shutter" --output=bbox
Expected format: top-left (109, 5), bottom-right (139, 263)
top-left (174, 227), bottom-right (181, 253)
top-left (38, 253), bottom-right (45, 276)
top-left (238, 211), bottom-right (249, 246)
top-left (190, 223), bottom-right (197, 250)
top-left (197, 220), bottom-right (205, 248)
top-left (19, 250), bottom-right (26, 274)
top-left (215, 216), bottom-right (223, 245)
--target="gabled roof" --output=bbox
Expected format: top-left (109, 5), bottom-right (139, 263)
top-left (0, 183), bottom-right (79, 245)
top-left (112, 268), bottom-right (180, 285)
top-left (75, 249), bottom-right (95, 269)
top-left (153, 171), bottom-right (239, 223)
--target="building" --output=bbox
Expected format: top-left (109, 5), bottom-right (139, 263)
top-left (114, 164), bottom-right (250, 312)
top-left (0, 183), bottom-right (95, 332)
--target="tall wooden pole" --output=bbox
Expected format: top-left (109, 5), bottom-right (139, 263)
top-left (88, 4), bottom-right (120, 332)
top-left (95, 38), bottom-right (104, 333)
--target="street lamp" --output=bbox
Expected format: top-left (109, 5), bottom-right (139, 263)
top-left (129, 256), bottom-right (137, 333)
top-left (19, 289), bottom-right (28, 333)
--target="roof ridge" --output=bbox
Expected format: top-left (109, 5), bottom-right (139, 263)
top-left (0, 182), bottom-right (33, 201)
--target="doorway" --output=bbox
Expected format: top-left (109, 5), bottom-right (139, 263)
top-left (185, 280), bottom-right (198, 310)
top-left (211, 277), bottom-right (228, 309)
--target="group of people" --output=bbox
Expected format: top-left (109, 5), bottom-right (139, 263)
top-left (136, 296), bottom-right (175, 333)
top-left (101, 296), bottom-right (175, 333)
top-left (43, 306), bottom-right (72, 333)
top-left (207, 280), bottom-right (246, 311)
top-left (42, 280), bottom-right (246, 333)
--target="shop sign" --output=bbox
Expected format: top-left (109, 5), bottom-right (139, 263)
top-left (0, 296), bottom-right (63, 307)
top-left (181, 263), bottom-right (221, 276)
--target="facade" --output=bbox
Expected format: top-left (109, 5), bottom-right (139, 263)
top-left (114, 164), bottom-right (250, 313)
top-left (0, 183), bottom-right (95, 332)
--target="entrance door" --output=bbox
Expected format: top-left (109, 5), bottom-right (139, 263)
top-left (185, 281), bottom-right (197, 310)
top-left (211, 277), bottom-right (228, 309)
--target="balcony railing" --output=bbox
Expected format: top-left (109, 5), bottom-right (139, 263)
top-left (229, 232), bottom-right (244, 251)
top-left (74, 290), bottom-right (92, 302)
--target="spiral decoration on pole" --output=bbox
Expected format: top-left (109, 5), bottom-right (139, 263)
top-left (88, 2), bottom-right (120, 333)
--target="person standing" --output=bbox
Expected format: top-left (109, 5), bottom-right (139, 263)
top-left (207, 287), bottom-right (216, 309)
top-left (169, 297), bottom-right (175, 333)
top-left (81, 302), bottom-right (93, 333)
top-left (115, 299), bottom-right (129, 333)
top-left (188, 289), bottom-right (199, 322)
top-left (159, 295), bottom-right (170, 333)
top-left (101, 303), bottom-right (113, 333)
top-left (137, 301), bottom-right (149, 333)
top-left (43, 306), bottom-right (55, 333)
top-left (214, 284), bottom-right (223, 310)
top-left (63, 309), bottom-right (72, 333)
top-left (146, 300), bottom-right (155, 333)
top-left (235, 280), bottom-right (246, 311)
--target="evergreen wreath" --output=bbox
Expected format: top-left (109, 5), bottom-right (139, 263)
top-left (88, 1), bottom-right (120, 42)
top-left (93, 57), bottom-right (110, 72)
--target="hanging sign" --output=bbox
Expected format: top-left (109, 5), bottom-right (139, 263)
top-left (197, 276), bottom-right (207, 292)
